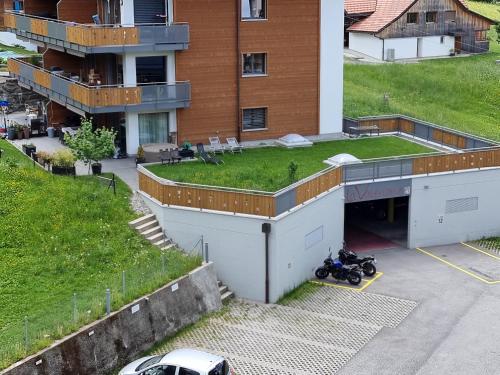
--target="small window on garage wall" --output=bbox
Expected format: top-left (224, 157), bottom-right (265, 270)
top-left (305, 226), bottom-right (324, 249)
top-left (242, 108), bottom-right (267, 131)
top-left (426, 11), bottom-right (437, 23)
top-left (407, 13), bottom-right (419, 24)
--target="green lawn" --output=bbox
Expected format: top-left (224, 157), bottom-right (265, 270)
top-left (0, 140), bottom-right (200, 369)
top-left (147, 137), bottom-right (433, 192)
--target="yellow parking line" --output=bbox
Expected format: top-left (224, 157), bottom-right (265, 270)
top-left (460, 242), bottom-right (500, 261)
top-left (416, 247), bottom-right (500, 285)
top-left (310, 272), bottom-right (383, 292)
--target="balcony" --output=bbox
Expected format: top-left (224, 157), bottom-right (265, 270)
top-left (3, 12), bottom-right (189, 54)
top-left (8, 58), bottom-right (191, 114)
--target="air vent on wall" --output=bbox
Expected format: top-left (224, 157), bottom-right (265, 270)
top-left (445, 197), bottom-right (479, 214)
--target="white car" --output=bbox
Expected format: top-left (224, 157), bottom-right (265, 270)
top-left (118, 348), bottom-right (234, 375)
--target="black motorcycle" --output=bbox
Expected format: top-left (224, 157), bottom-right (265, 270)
top-left (338, 246), bottom-right (377, 277)
top-left (315, 252), bottom-right (363, 285)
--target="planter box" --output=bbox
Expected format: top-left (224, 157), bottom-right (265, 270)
top-left (179, 149), bottom-right (195, 158)
top-left (22, 145), bottom-right (36, 157)
top-left (52, 166), bottom-right (76, 176)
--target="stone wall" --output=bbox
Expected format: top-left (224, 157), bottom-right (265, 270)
top-left (1, 263), bottom-right (222, 375)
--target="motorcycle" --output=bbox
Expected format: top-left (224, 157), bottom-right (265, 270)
top-left (315, 250), bottom-right (363, 285)
top-left (338, 245), bottom-right (377, 277)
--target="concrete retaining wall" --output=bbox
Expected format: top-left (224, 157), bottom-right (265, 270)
top-left (1, 263), bottom-right (221, 375)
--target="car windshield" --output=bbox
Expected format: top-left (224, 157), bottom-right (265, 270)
top-left (136, 356), bottom-right (163, 371)
top-left (208, 360), bottom-right (230, 375)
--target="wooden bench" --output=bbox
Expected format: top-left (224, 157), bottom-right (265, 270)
top-left (349, 125), bottom-right (380, 138)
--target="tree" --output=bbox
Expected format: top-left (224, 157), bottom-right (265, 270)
top-left (65, 118), bottom-right (116, 174)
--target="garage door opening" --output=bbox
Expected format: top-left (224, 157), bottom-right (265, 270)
top-left (345, 196), bottom-right (409, 252)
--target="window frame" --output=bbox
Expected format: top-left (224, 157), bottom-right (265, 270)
top-left (242, 52), bottom-right (268, 77)
top-left (425, 11), bottom-right (437, 23)
top-left (241, 0), bottom-right (268, 21)
top-left (241, 107), bottom-right (268, 132)
top-left (475, 30), bottom-right (487, 41)
top-left (406, 12), bottom-right (419, 24)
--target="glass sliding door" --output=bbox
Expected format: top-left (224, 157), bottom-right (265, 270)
top-left (139, 112), bottom-right (169, 145)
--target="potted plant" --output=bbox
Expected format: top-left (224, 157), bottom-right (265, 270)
top-left (179, 141), bottom-right (194, 158)
top-left (22, 125), bottom-right (30, 139)
top-left (15, 123), bottom-right (23, 140)
top-left (64, 118), bottom-right (116, 175)
top-left (51, 149), bottom-right (76, 176)
top-left (7, 124), bottom-right (16, 140)
top-left (136, 145), bottom-right (146, 164)
top-left (22, 143), bottom-right (36, 157)
top-left (36, 150), bottom-right (52, 167)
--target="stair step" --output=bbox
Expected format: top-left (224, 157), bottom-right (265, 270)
top-left (219, 285), bottom-right (228, 294)
top-left (154, 238), bottom-right (172, 247)
top-left (221, 291), bottom-right (234, 303)
top-left (136, 220), bottom-right (159, 233)
top-left (129, 214), bottom-right (156, 229)
top-left (161, 243), bottom-right (176, 251)
top-left (142, 226), bottom-right (162, 237)
top-left (147, 232), bottom-right (164, 244)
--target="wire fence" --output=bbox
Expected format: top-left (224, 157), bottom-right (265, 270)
top-left (0, 242), bottom-right (204, 371)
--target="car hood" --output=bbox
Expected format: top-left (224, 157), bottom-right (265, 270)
top-left (118, 356), bottom-right (157, 375)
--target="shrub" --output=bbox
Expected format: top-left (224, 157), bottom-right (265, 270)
top-left (52, 149), bottom-right (76, 168)
top-left (36, 151), bottom-right (53, 165)
top-left (288, 161), bottom-right (299, 183)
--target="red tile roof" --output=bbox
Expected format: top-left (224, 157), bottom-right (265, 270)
top-left (347, 0), bottom-right (475, 34)
top-left (344, 0), bottom-right (377, 15)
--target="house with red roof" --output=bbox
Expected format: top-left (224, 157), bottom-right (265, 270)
top-left (345, 0), bottom-right (494, 61)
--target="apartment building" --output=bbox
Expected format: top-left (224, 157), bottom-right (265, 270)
top-left (2, 0), bottom-right (344, 155)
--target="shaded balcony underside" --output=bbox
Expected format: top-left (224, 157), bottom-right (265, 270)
top-left (4, 13), bottom-right (189, 54)
top-left (8, 59), bottom-right (191, 114)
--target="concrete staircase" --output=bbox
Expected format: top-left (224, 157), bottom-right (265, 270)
top-left (129, 214), bottom-right (234, 302)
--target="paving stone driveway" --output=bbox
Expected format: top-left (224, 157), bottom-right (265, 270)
top-left (154, 286), bottom-right (417, 375)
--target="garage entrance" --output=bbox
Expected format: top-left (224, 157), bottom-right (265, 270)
top-left (344, 180), bottom-right (412, 252)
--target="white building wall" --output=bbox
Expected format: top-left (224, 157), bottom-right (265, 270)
top-left (408, 169), bottom-right (500, 248)
top-left (384, 37), bottom-right (418, 60)
top-left (348, 33), bottom-right (383, 60)
top-left (319, 0), bottom-right (344, 135)
top-left (420, 35), bottom-right (454, 58)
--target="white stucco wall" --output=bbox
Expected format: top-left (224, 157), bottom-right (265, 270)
top-left (421, 35), bottom-right (455, 58)
top-left (348, 33), bottom-right (383, 60)
top-left (384, 37), bottom-right (418, 60)
top-left (319, 0), bottom-right (344, 135)
top-left (408, 169), bottom-right (500, 248)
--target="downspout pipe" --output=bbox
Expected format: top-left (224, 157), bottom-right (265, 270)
top-left (262, 223), bottom-right (271, 304)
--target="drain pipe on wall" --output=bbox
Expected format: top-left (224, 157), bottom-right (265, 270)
top-left (262, 223), bottom-right (272, 304)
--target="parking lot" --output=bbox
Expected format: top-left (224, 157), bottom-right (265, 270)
top-left (149, 242), bottom-right (500, 375)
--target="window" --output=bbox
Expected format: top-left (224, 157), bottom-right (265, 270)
top-left (139, 112), bottom-right (170, 145)
top-left (407, 13), bottom-right (418, 24)
top-left (242, 53), bottom-right (267, 76)
top-left (242, 108), bottom-right (267, 131)
top-left (440, 36), bottom-right (445, 44)
top-left (475, 30), bottom-right (487, 41)
top-left (178, 368), bottom-right (200, 375)
top-left (140, 366), bottom-right (176, 375)
top-left (209, 361), bottom-right (230, 375)
top-left (426, 12), bottom-right (437, 23)
top-left (136, 356), bottom-right (162, 371)
top-left (241, 0), bottom-right (266, 20)
top-left (445, 10), bottom-right (456, 22)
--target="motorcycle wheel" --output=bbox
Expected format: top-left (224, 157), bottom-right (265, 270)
top-left (362, 263), bottom-right (377, 277)
top-left (347, 271), bottom-right (362, 285)
top-left (315, 267), bottom-right (329, 279)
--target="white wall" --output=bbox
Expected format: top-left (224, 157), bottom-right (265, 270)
top-left (270, 187), bottom-right (345, 302)
top-left (349, 33), bottom-right (383, 60)
top-left (125, 113), bottom-right (140, 155)
top-left (0, 32), bottom-right (37, 51)
top-left (408, 169), bottom-right (500, 248)
top-left (421, 35), bottom-right (454, 58)
top-left (319, 0), bottom-right (344, 135)
top-left (384, 37), bottom-right (418, 60)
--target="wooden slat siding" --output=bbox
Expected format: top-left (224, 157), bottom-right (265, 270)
top-left (295, 168), bottom-right (342, 206)
top-left (3, 13), bottom-right (16, 28)
top-left (33, 69), bottom-right (51, 89)
top-left (413, 149), bottom-right (500, 175)
top-left (399, 118), bottom-right (415, 135)
top-left (433, 128), bottom-right (469, 149)
top-left (66, 26), bottom-right (139, 47)
top-left (30, 18), bottom-right (48, 36)
top-left (358, 118), bottom-right (398, 132)
top-left (7, 59), bottom-right (20, 75)
top-left (69, 85), bottom-right (141, 107)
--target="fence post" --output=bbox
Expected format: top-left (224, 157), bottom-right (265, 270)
top-left (204, 243), bottom-right (209, 263)
top-left (73, 293), bottom-right (77, 323)
top-left (106, 289), bottom-right (111, 315)
top-left (24, 316), bottom-right (28, 351)
top-left (122, 271), bottom-right (126, 296)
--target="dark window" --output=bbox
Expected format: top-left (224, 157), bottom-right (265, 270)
top-left (445, 10), bottom-right (456, 22)
top-left (241, 0), bottom-right (266, 20)
top-left (407, 13), bottom-right (418, 24)
top-left (140, 365), bottom-right (176, 375)
top-left (209, 361), bottom-right (230, 375)
top-left (136, 356), bottom-right (163, 371)
top-left (136, 56), bottom-right (166, 84)
top-left (243, 53), bottom-right (266, 76)
top-left (242, 108), bottom-right (267, 131)
top-left (178, 368), bottom-right (200, 375)
top-left (426, 12), bottom-right (437, 23)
